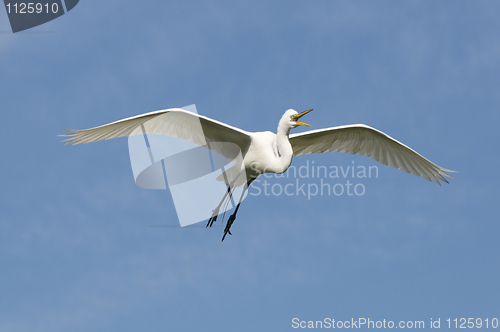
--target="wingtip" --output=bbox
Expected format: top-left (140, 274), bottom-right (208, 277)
top-left (440, 169), bottom-right (456, 179)
top-left (60, 136), bottom-right (78, 145)
top-left (58, 129), bottom-right (78, 138)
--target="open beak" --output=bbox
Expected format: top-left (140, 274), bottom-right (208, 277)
top-left (295, 109), bottom-right (312, 127)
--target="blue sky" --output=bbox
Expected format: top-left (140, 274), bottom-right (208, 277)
top-left (1, 1), bottom-right (499, 331)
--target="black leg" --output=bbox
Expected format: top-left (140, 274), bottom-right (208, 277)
top-left (207, 172), bottom-right (240, 228)
top-left (206, 183), bottom-right (233, 227)
top-left (221, 178), bottom-right (255, 241)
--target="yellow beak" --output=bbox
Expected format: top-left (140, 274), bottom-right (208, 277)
top-left (295, 109), bottom-right (312, 127)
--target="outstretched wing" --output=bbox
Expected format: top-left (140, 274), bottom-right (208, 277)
top-left (289, 124), bottom-right (455, 185)
top-left (60, 108), bottom-right (252, 161)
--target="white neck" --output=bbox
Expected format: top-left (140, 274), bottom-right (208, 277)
top-left (272, 125), bottom-right (293, 173)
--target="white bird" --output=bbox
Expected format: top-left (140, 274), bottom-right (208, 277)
top-left (61, 108), bottom-right (454, 240)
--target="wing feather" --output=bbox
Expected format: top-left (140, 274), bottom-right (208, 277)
top-left (60, 108), bottom-right (252, 161)
top-left (290, 124), bottom-right (455, 185)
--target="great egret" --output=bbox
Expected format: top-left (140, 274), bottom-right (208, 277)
top-left (61, 108), bottom-right (454, 240)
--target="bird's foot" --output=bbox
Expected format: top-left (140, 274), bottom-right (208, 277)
top-left (221, 214), bottom-right (236, 242)
top-left (206, 207), bottom-right (220, 228)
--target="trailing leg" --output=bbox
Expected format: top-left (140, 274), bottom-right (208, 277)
top-left (221, 178), bottom-right (255, 241)
top-left (207, 172), bottom-right (240, 227)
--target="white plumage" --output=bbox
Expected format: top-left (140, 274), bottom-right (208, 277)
top-left (289, 124), bottom-right (454, 185)
top-left (62, 108), bottom-right (454, 240)
top-left (62, 107), bottom-right (453, 184)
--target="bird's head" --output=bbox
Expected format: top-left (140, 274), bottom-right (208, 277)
top-left (282, 109), bottom-right (313, 130)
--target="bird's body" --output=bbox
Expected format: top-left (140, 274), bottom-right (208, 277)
top-left (248, 131), bottom-right (292, 173)
top-left (223, 111), bottom-right (298, 184)
top-left (238, 131), bottom-right (286, 178)
top-left (62, 108), bottom-right (454, 240)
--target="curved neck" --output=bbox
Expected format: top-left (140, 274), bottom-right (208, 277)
top-left (273, 125), bottom-right (293, 173)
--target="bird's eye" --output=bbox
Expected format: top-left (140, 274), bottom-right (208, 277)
top-left (290, 115), bottom-right (297, 121)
